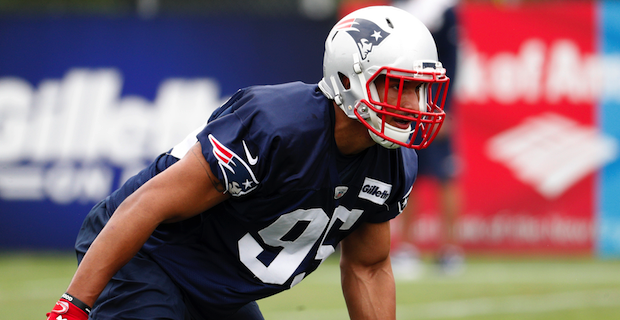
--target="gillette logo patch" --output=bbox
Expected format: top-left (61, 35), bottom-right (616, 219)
top-left (359, 177), bottom-right (392, 205)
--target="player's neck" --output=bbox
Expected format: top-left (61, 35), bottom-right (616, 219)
top-left (333, 103), bottom-right (375, 155)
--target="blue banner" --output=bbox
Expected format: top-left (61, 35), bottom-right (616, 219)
top-left (0, 15), bottom-right (334, 249)
top-left (597, 1), bottom-right (620, 258)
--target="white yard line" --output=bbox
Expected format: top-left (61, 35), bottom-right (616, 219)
top-left (397, 288), bottom-right (620, 319)
top-left (312, 262), bottom-right (620, 285)
top-left (265, 288), bottom-right (620, 320)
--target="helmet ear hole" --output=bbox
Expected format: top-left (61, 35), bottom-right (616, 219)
top-left (338, 72), bottom-right (351, 90)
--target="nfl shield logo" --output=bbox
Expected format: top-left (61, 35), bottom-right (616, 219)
top-left (334, 186), bottom-right (349, 199)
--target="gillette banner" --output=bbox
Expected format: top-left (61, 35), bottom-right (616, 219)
top-left (0, 15), bottom-right (331, 249)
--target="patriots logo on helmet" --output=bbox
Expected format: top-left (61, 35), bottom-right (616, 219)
top-left (336, 18), bottom-right (390, 60)
top-left (208, 134), bottom-right (259, 197)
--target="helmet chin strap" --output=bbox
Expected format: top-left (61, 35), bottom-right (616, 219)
top-left (369, 131), bottom-right (400, 149)
top-left (368, 112), bottom-right (413, 149)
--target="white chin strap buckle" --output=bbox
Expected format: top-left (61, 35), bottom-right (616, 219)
top-left (334, 94), bottom-right (343, 106)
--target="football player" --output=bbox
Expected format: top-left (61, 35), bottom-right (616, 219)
top-left (46, 5), bottom-right (449, 320)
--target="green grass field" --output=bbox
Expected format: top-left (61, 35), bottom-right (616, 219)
top-left (2, 251), bottom-right (620, 319)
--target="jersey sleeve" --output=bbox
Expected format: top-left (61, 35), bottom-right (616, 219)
top-left (364, 148), bottom-right (417, 223)
top-left (196, 89), bottom-right (264, 198)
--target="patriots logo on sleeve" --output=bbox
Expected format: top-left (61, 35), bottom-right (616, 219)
top-left (336, 18), bottom-right (390, 60)
top-left (208, 134), bottom-right (259, 197)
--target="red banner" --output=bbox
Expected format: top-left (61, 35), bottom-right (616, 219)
top-left (399, 2), bottom-right (602, 254)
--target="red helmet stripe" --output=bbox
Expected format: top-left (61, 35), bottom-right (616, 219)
top-left (335, 18), bottom-right (355, 30)
top-left (209, 135), bottom-right (233, 164)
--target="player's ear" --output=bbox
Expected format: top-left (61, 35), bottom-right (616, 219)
top-left (338, 72), bottom-right (351, 90)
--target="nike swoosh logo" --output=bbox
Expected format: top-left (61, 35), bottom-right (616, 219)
top-left (242, 140), bottom-right (258, 165)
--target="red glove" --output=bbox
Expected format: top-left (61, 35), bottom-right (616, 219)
top-left (46, 293), bottom-right (90, 320)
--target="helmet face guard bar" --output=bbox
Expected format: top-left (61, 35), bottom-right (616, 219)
top-left (356, 65), bottom-right (450, 149)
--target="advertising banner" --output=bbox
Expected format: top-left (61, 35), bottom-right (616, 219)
top-left (402, 1), bottom-right (620, 255)
top-left (452, 1), bottom-right (617, 254)
top-left (0, 16), bottom-right (332, 249)
top-left (3, 3), bottom-right (620, 256)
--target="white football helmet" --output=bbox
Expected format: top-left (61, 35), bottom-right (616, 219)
top-left (318, 5), bottom-right (450, 149)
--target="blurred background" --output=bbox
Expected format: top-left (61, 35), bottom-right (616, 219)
top-left (1, 0), bottom-right (620, 319)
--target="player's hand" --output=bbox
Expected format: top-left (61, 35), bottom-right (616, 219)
top-left (46, 293), bottom-right (90, 320)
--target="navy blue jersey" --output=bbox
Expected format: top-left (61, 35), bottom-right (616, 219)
top-left (83, 82), bottom-right (417, 319)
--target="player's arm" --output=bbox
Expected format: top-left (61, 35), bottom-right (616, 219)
top-left (49, 142), bottom-right (228, 318)
top-left (339, 220), bottom-right (396, 320)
